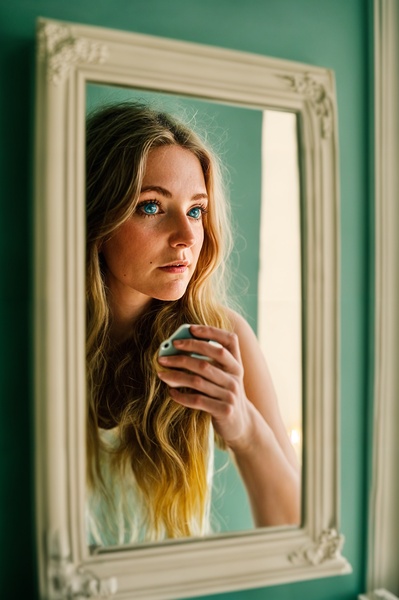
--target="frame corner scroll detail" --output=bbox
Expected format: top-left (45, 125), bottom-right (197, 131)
top-left (37, 20), bottom-right (108, 85)
top-left (47, 532), bottom-right (117, 599)
top-left (282, 73), bottom-right (333, 139)
top-left (288, 528), bottom-right (345, 566)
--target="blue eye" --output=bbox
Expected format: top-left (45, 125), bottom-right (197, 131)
top-left (188, 207), bottom-right (202, 219)
top-left (141, 202), bottom-right (159, 215)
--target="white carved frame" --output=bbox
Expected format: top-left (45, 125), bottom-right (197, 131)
top-left (34, 17), bottom-right (351, 600)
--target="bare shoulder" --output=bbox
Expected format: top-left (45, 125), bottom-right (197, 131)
top-left (225, 308), bottom-right (299, 469)
top-left (224, 309), bottom-right (274, 396)
top-left (225, 308), bottom-right (280, 421)
top-left (225, 308), bottom-right (260, 355)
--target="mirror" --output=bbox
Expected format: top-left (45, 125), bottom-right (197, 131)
top-left (85, 83), bottom-right (302, 541)
top-left (35, 17), bottom-right (350, 599)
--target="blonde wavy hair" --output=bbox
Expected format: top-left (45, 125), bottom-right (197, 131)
top-left (86, 102), bottom-right (234, 542)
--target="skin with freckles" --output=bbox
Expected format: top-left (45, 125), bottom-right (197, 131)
top-left (102, 145), bottom-right (208, 340)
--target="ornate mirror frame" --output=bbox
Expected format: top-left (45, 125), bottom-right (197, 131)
top-left (34, 17), bottom-right (351, 600)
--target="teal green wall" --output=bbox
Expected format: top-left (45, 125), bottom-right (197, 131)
top-left (0, 1), bottom-right (371, 598)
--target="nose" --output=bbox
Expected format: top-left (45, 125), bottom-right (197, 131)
top-left (168, 214), bottom-right (196, 248)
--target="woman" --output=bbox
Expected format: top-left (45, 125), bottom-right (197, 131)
top-left (86, 102), bottom-right (300, 547)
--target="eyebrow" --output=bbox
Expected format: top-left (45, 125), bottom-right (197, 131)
top-left (140, 185), bottom-right (208, 202)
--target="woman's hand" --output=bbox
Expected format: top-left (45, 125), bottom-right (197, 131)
top-left (157, 318), bottom-right (301, 526)
top-left (157, 324), bottom-right (257, 451)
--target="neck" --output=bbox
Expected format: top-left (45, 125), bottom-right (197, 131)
top-left (106, 284), bottom-right (153, 344)
top-left (105, 271), bottom-right (152, 343)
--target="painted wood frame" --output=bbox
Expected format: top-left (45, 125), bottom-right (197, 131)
top-left (34, 17), bottom-right (350, 599)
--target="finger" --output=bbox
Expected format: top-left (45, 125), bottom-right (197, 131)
top-left (157, 367), bottom-right (237, 401)
top-left (158, 350), bottom-right (239, 380)
top-left (189, 324), bottom-right (242, 362)
top-left (168, 387), bottom-right (233, 419)
top-left (169, 337), bottom-right (241, 374)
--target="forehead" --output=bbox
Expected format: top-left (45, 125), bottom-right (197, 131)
top-left (143, 145), bottom-right (206, 187)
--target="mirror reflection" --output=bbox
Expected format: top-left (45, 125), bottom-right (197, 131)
top-left (85, 84), bottom-right (302, 550)
top-left (259, 110), bottom-right (302, 464)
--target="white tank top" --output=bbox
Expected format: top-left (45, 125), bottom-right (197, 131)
top-left (86, 426), bottom-right (215, 548)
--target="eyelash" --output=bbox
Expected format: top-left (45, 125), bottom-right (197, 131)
top-left (136, 200), bottom-right (208, 220)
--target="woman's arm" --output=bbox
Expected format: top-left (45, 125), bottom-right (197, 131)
top-left (157, 314), bottom-right (301, 527)
top-left (224, 310), bottom-right (300, 526)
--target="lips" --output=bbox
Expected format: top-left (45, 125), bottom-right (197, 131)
top-left (160, 260), bottom-right (189, 268)
top-left (159, 260), bottom-right (189, 273)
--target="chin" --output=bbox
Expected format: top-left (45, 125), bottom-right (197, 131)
top-left (156, 292), bottom-right (186, 302)
top-left (154, 285), bottom-right (189, 302)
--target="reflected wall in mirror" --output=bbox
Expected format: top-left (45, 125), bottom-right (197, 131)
top-left (35, 17), bottom-right (350, 600)
top-left (85, 83), bottom-right (302, 546)
top-left (259, 110), bottom-right (302, 463)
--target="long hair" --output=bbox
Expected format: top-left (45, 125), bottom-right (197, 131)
top-left (86, 102), bottom-right (234, 542)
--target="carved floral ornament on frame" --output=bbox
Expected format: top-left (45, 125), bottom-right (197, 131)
top-left (35, 17), bottom-right (350, 600)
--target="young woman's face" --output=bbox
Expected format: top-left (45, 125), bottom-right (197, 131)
top-left (101, 145), bottom-right (208, 313)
